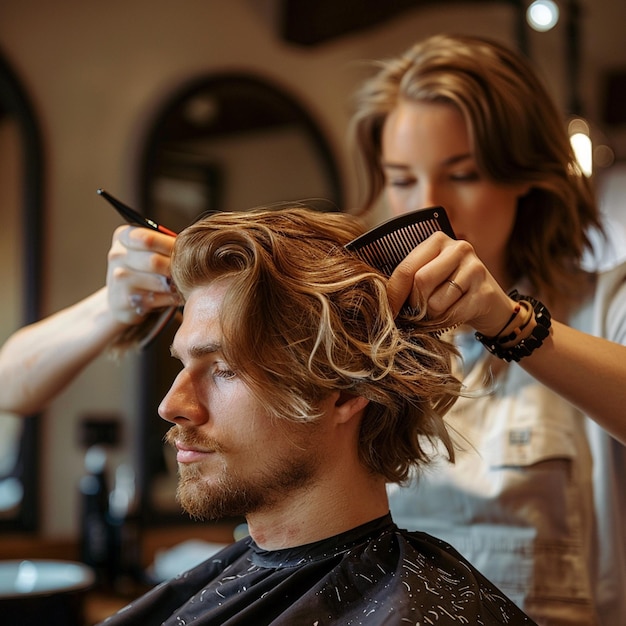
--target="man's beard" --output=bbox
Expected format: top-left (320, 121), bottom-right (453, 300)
top-left (165, 425), bottom-right (320, 521)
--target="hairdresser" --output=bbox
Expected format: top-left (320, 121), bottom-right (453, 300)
top-left (0, 225), bottom-right (178, 416)
top-left (350, 33), bottom-right (626, 625)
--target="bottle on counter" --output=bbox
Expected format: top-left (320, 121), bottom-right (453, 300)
top-left (107, 462), bottom-right (142, 592)
top-left (78, 444), bottom-right (110, 586)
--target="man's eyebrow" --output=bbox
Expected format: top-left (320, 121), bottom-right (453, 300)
top-left (169, 342), bottom-right (223, 360)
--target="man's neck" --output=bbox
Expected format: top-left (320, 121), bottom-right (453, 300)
top-left (246, 475), bottom-right (389, 550)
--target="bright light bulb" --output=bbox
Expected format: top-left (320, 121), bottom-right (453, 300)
top-left (526, 0), bottom-right (560, 32)
top-left (570, 132), bottom-right (593, 177)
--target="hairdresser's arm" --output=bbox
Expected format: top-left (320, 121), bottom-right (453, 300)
top-left (0, 288), bottom-right (127, 415)
top-left (388, 232), bottom-right (626, 445)
top-left (518, 321), bottom-right (626, 444)
top-left (0, 226), bottom-right (176, 416)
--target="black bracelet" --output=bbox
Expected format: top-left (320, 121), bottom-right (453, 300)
top-left (475, 290), bottom-right (552, 362)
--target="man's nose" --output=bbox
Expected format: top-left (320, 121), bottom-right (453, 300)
top-left (158, 371), bottom-right (207, 426)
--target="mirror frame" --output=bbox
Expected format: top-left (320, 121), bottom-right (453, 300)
top-left (139, 72), bottom-right (344, 215)
top-left (0, 48), bottom-right (44, 532)
top-left (136, 72), bottom-right (344, 526)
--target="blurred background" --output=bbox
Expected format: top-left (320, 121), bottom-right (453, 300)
top-left (0, 0), bottom-right (624, 556)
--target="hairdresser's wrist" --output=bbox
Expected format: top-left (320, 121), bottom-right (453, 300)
top-left (474, 291), bottom-right (552, 362)
top-left (471, 293), bottom-right (520, 338)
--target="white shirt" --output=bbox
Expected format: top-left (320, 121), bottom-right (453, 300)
top-left (389, 261), bottom-right (626, 625)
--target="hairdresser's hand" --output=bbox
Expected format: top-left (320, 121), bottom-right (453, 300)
top-left (106, 225), bottom-right (180, 326)
top-left (387, 232), bottom-right (515, 336)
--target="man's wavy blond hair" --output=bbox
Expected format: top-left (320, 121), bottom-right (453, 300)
top-left (171, 206), bottom-right (461, 483)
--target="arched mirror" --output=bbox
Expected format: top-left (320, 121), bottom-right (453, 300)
top-left (138, 73), bottom-right (343, 524)
top-left (0, 49), bottom-right (43, 531)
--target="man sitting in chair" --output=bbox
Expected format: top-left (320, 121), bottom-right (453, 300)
top-left (101, 206), bottom-right (535, 625)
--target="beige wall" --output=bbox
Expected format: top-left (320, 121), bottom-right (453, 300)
top-left (0, 0), bottom-right (624, 538)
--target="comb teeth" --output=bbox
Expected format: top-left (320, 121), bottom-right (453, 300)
top-left (345, 206), bottom-right (455, 277)
top-left (345, 207), bottom-right (456, 322)
top-left (353, 218), bottom-right (443, 276)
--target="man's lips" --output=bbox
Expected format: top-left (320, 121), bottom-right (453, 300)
top-left (175, 442), bottom-right (214, 463)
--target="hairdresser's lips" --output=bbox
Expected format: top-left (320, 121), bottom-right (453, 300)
top-left (175, 442), bottom-right (214, 463)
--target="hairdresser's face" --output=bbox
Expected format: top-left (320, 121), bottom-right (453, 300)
top-left (381, 100), bottom-right (528, 276)
top-left (159, 280), bottom-right (330, 521)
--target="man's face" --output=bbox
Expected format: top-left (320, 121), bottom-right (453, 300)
top-left (158, 280), bottom-right (329, 521)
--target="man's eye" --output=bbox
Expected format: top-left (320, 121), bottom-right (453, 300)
top-left (214, 368), bottom-right (236, 380)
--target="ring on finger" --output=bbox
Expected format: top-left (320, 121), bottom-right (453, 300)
top-left (128, 293), bottom-right (146, 316)
top-left (447, 279), bottom-right (465, 296)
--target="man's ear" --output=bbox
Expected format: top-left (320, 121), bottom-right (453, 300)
top-left (334, 391), bottom-right (369, 424)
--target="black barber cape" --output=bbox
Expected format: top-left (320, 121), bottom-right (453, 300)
top-left (99, 514), bottom-right (535, 625)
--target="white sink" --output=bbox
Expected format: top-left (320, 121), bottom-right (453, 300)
top-left (0, 560), bottom-right (95, 626)
top-left (0, 559), bottom-right (94, 597)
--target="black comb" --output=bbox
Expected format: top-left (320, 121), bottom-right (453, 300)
top-left (345, 206), bottom-right (455, 276)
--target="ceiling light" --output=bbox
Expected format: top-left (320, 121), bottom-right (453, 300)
top-left (526, 0), bottom-right (560, 32)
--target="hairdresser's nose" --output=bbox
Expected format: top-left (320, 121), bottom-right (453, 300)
top-left (389, 179), bottom-right (448, 217)
top-left (419, 180), bottom-right (450, 211)
top-left (158, 370), bottom-right (208, 426)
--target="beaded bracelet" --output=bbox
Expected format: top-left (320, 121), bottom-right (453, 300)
top-left (474, 290), bottom-right (552, 362)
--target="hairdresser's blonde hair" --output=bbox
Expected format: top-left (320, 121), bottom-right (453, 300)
top-left (350, 34), bottom-right (601, 300)
top-left (172, 206), bottom-right (461, 483)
